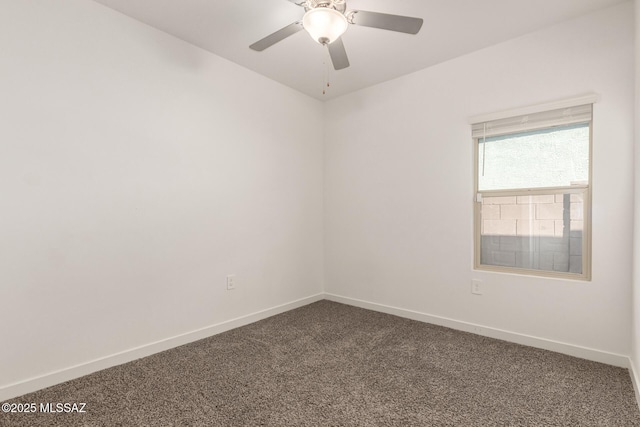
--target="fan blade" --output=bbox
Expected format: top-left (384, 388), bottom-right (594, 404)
top-left (327, 38), bottom-right (350, 70)
top-left (249, 21), bottom-right (304, 51)
top-left (349, 10), bottom-right (423, 34)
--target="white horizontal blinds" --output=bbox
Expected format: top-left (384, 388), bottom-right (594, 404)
top-left (471, 104), bottom-right (592, 139)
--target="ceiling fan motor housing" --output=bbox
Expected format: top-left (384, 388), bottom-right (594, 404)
top-left (305, 0), bottom-right (347, 14)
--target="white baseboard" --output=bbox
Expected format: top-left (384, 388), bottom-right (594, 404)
top-left (324, 293), bottom-right (629, 368)
top-left (629, 358), bottom-right (640, 411)
top-left (0, 293), bottom-right (324, 402)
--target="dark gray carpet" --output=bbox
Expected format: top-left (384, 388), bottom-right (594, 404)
top-left (2, 300), bottom-right (639, 426)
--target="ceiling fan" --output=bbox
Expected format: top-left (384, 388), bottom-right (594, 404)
top-left (249, 0), bottom-right (423, 70)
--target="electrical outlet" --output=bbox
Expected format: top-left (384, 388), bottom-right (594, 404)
top-left (226, 274), bottom-right (236, 290)
top-left (471, 279), bottom-right (482, 295)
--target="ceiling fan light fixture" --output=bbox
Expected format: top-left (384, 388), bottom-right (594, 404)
top-left (302, 8), bottom-right (348, 45)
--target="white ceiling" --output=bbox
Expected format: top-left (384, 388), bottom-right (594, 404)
top-left (92, 0), bottom-right (626, 101)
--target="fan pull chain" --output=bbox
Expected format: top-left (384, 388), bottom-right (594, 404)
top-left (323, 44), bottom-right (331, 95)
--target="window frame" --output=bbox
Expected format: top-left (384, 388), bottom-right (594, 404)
top-left (472, 107), bottom-right (593, 281)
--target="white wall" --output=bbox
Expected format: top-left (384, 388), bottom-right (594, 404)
top-left (324, 2), bottom-right (635, 357)
top-left (0, 0), bottom-right (323, 393)
top-left (632, 0), bottom-right (640, 398)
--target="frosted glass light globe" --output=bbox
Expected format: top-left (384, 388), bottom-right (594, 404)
top-left (302, 8), bottom-right (348, 45)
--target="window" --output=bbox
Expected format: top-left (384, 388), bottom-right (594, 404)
top-left (473, 102), bottom-right (592, 280)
